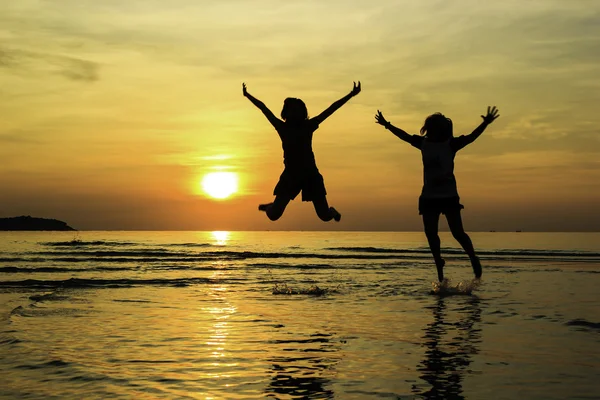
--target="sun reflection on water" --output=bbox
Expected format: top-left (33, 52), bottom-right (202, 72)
top-left (202, 278), bottom-right (237, 381)
top-left (211, 231), bottom-right (230, 246)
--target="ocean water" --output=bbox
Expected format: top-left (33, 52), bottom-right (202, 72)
top-left (0, 231), bottom-right (599, 400)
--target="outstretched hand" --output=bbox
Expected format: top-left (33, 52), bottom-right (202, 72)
top-left (350, 81), bottom-right (361, 97)
top-left (374, 110), bottom-right (389, 127)
top-left (242, 82), bottom-right (248, 97)
top-left (482, 106), bottom-right (499, 124)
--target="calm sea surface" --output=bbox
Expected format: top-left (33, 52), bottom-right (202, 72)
top-left (0, 231), bottom-right (599, 399)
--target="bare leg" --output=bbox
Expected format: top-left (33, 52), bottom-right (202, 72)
top-left (445, 210), bottom-right (481, 278)
top-left (259, 195), bottom-right (291, 221)
top-left (422, 212), bottom-right (445, 282)
top-left (312, 197), bottom-right (341, 222)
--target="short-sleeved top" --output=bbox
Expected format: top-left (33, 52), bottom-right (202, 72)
top-left (275, 119), bottom-right (320, 172)
top-left (408, 135), bottom-right (471, 198)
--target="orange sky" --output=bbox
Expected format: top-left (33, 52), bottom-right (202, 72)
top-left (1, 1), bottom-right (599, 231)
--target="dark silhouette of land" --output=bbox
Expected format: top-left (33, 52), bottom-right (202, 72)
top-left (0, 216), bottom-right (75, 231)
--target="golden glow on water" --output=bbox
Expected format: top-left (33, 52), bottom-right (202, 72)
top-left (4, 232), bottom-right (599, 399)
top-left (211, 231), bottom-right (230, 246)
top-left (201, 172), bottom-right (238, 200)
top-left (204, 282), bottom-right (237, 380)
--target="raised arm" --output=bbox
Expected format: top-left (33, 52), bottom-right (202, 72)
top-left (375, 110), bottom-right (414, 143)
top-left (242, 83), bottom-right (282, 129)
top-left (461, 106), bottom-right (500, 146)
top-left (311, 81), bottom-right (361, 125)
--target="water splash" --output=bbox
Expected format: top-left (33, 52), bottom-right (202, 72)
top-left (272, 283), bottom-right (336, 296)
top-left (430, 279), bottom-right (481, 296)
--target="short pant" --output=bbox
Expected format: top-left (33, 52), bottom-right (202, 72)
top-left (418, 196), bottom-right (464, 215)
top-left (273, 168), bottom-right (327, 201)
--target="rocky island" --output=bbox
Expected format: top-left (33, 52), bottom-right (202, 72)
top-left (0, 216), bottom-right (75, 231)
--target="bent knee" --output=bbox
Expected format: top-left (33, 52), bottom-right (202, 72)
top-left (451, 229), bottom-right (468, 240)
top-left (316, 211), bottom-right (332, 222)
top-left (266, 210), bottom-right (283, 221)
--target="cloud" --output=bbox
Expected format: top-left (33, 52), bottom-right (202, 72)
top-left (0, 46), bottom-right (99, 82)
top-left (0, 129), bottom-right (48, 144)
top-left (0, 0), bottom-right (599, 230)
top-left (58, 58), bottom-right (98, 82)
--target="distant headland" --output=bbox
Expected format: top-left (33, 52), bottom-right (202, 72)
top-left (0, 216), bottom-right (75, 231)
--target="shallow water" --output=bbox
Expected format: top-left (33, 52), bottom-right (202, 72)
top-left (1, 231), bottom-right (599, 399)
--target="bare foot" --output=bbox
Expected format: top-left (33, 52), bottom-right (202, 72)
top-left (435, 258), bottom-right (445, 282)
top-left (471, 256), bottom-right (482, 279)
top-left (258, 203), bottom-right (271, 212)
top-left (329, 207), bottom-right (341, 222)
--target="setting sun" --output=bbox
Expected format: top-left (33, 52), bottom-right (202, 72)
top-left (201, 172), bottom-right (238, 200)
